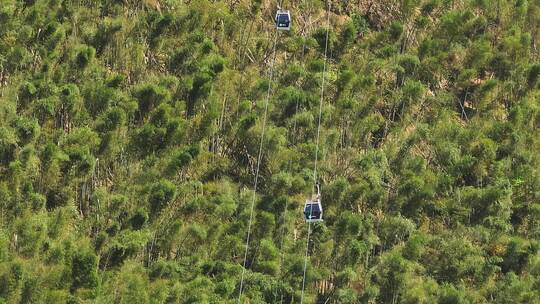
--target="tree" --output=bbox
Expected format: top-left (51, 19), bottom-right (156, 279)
top-left (148, 180), bottom-right (176, 217)
top-left (71, 248), bottom-right (98, 291)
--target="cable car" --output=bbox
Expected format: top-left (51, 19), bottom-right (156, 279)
top-left (304, 184), bottom-right (323, 222)
top-left (275, 9), bottom-right (291, 31)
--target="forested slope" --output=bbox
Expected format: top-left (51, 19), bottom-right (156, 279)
top-left (1, 0), bottom-right (540, 303)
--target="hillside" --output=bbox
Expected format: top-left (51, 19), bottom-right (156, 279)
top-left (0, 0), bottom-right (540, 303)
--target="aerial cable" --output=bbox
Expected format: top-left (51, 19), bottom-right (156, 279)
top-left (274, 11), bottom-right (306, 303)
top-left (300, 0), bottom-right (330, 303)
top-left (276, 3), bottom-right (310, 302)
top-left (237, 29), bottom-right (280, 303)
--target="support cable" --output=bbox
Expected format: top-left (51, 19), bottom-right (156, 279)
top-left (237, 29), bottom-right (280, 303)
top-left (300, 1), bottom-right (330, 302)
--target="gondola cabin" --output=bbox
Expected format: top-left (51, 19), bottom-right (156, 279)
top-left (275, 10), bottom-right (291, 31)
top-left (304, 198), bottom-right (323, 222)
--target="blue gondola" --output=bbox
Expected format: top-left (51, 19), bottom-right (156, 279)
top-left (304, 185), bottom-right (323, 222)
top-left (275, 9), bottom-right (291, 31)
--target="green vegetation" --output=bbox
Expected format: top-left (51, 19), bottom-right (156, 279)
top-left (0, 0), bottom-right (539, 303)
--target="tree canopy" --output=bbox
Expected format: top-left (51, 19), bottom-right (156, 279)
top-left (0, 0), bottom-right (539, 303)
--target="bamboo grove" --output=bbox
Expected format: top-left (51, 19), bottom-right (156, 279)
top-left (0, 0), bottom-right (539, 303)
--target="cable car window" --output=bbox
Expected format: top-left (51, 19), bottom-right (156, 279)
top-left (308, 204), bottom-right (320, 213)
